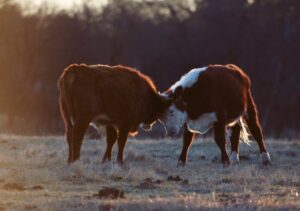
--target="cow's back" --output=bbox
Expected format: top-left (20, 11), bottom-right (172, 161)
top-left (204, 65), bottom-right (250, 119)
top-left (61, 64), bottom-right (156, 127)
top-left (92, 65), bottom-right (155, 124)
top-left (182, 64), bottom-right (250, 120)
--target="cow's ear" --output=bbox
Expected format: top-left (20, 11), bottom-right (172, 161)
top-left (160, 85), bottom-right (183, 101)
top-left (159, 92), bottom-right (174, 107)
top-left (173, 86), bottom-right (183, 100)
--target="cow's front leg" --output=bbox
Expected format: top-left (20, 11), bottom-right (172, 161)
top-left (214, 122), bottom-right (229, 164)
top-left (69, 118), bottom-right (90, 163)
top-left (102, 126), bottom-right (118, 163)
top-left (66, 124), bottom-right (73, 163)
top-left (178, 123), bottom-right (195, 166)
top-left (117, 128), bottom-right (130, 165)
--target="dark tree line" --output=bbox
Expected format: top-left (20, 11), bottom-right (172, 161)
top-left (0, 0), bottom-right (299, 138)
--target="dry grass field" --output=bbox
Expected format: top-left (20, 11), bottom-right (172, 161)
top-left (0, 134), bottom-right (299, 210)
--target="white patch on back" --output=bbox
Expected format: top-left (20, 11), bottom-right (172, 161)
top-left (170, 67), bottom-right (207, 91)
top-left (187, 112), bottom-right (217, 134)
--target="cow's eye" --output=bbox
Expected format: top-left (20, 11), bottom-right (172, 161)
top-left (170, 110), bottom-right (174, 114)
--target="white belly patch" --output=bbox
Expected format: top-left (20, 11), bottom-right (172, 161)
top-left (187, 112), bottom-right (217, 134)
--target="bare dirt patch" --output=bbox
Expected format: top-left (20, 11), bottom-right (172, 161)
top-left (93, 187), bottom-right (125, 199)
top-left (3, 183), bottom-right (25, 191)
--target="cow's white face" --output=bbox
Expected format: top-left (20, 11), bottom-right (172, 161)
top-left (160, 104), bottom-right (187, 136)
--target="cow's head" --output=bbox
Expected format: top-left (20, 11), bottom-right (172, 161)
top-left (140, 92), bottom-right (173, 131)
top-left (159, 86), bottom-right (188, 136)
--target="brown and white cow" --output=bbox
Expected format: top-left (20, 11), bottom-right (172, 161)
top-left (160, 64), bottom-right (271, 165)
top-left (58, 64), bottom-right (171, 164)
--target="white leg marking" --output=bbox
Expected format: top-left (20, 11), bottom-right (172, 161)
top-left (230, 151), bottom-right (239, 164)
top-left (170, 67), bottom-right (207, 91)
top-left (261, 152), bottom-right (271, 164)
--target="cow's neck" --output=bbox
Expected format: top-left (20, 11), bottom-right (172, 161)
top-left (142, 93), bottom-right (161, 124)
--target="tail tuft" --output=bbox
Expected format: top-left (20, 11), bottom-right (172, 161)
top-left (238, 117), bottom-right (251, 145)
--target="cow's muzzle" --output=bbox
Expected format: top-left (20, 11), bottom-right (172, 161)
top-left (140, 123), bottom-right (152, 131)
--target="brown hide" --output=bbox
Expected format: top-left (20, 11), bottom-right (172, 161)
top-left (165, 64), bottom-right (270, 165)
top-left (58, 64), bottom-right (167, 163)
top-left (181, 64), bottom-right (250, 122)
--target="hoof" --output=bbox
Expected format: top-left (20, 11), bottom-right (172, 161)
top-left (222, 160), bottom-right (230, 166)
top-left (117, 160), bottom-right (129, 169)
top-left (117, 160), bottom-right (124, 166)
top-left (222, 155), bottom-right (230, 165)
top-left (261, 152), bottom-right (271, 166)
top-left (230, 151), bottom-right (239, 165)
top-left (101, 153), bottom-right (112, 163)
top-left (67, 157), bottom-right (79, 164)
top-left (262, 159), bottom-right (272, 166)
top-left (117, 162), bottom-right (128, 170)
top-left (177, 160), bottom-right (186, 167)
top-left (102, 158), bottom-right (112, 164)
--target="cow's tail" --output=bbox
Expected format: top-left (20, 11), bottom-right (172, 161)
top-left (238, 88), bottom-right (262, 145)
top-left (237, 117), bottom-right (251, 145)
top-left (58, 65), bottom-right (77, 127)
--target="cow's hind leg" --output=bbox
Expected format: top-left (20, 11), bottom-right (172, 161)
top-left (69, 118), bottom-right (90, 163)
top-left (178, 123), bottom-right (195, 166)
top-left (229, 124), bottom-right (241, 164)
top-left (116, 128), bottom-right (130, 165)
top-left (244, 116), bottom-right (271, 165)
top-left (102, 126), bottom-right (118, 163)
top-left (246, 91), bottom-right (271, 165)
top-left (214, 122), bottom-right (229, 164)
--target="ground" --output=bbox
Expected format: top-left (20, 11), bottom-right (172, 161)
top-left (0, 134), bottom-right (299, 210)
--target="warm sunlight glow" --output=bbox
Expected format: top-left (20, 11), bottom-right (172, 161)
top-left (14, 0), bottom-right (108, 13)
top-left (32, 0), bottom-right (78, 8)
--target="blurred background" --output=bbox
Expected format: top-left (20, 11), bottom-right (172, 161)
top-left (0, 0), bottom-right (299, 138)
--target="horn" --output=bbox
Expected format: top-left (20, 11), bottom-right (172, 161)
top-left (159, 91), bottom-right (171, 99)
